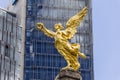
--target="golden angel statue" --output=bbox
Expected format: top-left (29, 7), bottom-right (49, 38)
top-left (36, 7), bottom-right (88, 71)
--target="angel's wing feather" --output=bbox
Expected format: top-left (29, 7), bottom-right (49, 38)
top-left (65, 7), bottom-right (87, 39)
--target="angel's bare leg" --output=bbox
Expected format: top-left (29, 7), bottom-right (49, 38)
top-left (64, 42), bottom-right (76, 53)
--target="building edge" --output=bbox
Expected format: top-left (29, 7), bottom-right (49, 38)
top-left (7, 0), bottom-right (26, 80)
top-left (88, 0), bottom-right (94, 80)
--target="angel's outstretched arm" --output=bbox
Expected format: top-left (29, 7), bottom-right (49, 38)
top-left (36, 22), bottom-right (56, 38)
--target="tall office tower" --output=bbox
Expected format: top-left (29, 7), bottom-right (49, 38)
top-left (8, 0), bottom-right (94, 80)
top-left (0, 8), bottom-right (22, 80)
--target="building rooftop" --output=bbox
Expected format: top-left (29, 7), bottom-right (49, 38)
top-left (0, 7), bottom-right (16, 17)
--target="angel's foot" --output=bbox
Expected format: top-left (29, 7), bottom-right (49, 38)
top-left (78, 52), bottom-right (87, 59)
top-left (61, 66), bottom-right (74, 71)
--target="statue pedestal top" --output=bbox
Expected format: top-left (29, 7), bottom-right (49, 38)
top-left (55, 69), bottom-right (82, 80)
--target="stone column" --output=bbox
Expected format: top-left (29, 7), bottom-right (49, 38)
top-left (55, 70), bottom-right (82, 80)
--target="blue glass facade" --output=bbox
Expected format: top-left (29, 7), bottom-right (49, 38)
top-left (24, 0), bottom-right (94, 80)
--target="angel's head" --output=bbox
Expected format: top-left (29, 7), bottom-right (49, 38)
top-left (54, 23), bottom-right (64, 31)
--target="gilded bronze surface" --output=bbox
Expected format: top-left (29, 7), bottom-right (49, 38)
top-left (36, 7), bottom-right (88, 71)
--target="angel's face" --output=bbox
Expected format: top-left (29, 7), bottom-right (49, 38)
top-left (54, 23), bottom-right (63, 31)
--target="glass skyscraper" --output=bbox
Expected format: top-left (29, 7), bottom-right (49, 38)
top-left (24, 0), bottom-right (94, 80)
top-left (0, 8), bottom-right (22, 80)
top-left (8, 0), bottom-right (94, 80)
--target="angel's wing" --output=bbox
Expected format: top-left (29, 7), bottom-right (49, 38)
top-left (65, 7), bottom-right (88, 39)
top-left (36, 22), bottom-right (56, 38)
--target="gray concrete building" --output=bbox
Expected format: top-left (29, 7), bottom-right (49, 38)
top-left (0, 8), bottom-right (22, 80)
top-left (7, 0), bottom-right (26, 80)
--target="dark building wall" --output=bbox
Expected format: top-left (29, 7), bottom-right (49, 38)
top-left (0, 8), bottom-right (22, 80)
top-left (24, 0), bottom-right (94, 80)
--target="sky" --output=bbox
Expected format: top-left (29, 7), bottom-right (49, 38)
top-left (93, 0), bottom-right (120, 80)
top-left (0, 0), bottom-right (9, 9)
top-left (0, 0), bottom-right (120, 80)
